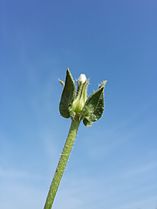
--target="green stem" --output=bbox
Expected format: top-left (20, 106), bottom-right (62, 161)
top-left (44, 117), bottom-right (80, 209)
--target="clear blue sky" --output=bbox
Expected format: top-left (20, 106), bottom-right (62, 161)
top-left (0, 0), bottom-right (157, 209)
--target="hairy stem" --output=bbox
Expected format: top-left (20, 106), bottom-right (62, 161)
top-left (43, 117), bottom-right (80, 209)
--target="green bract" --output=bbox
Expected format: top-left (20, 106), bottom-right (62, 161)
top-left (59, 69), bottom-right (76, 118)
top-left (82, 81), bottom-right (107, 126)
top-left (59, 69), bottom-right (107, 126)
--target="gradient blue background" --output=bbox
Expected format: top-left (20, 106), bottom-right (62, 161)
top-left (0, 0), bottom-right (157, 209)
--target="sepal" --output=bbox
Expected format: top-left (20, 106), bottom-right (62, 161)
top-left (59, 69), bottom-right (76, 118)
top-left (82, 80), bottom-right (107, 126)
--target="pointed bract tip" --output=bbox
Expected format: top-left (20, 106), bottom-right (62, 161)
top-left (58, 79), bottom-right (65, 86)
top-left (99, 80), bottom-right (107, 89)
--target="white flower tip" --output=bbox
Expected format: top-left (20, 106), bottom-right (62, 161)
top-left (78, 74), bottom-right (87, 83)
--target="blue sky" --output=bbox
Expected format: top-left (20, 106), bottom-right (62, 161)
top-left (0, 0), bottom-right (157, 209)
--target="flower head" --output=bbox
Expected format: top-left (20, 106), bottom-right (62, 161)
top-left (59, 69), bottom-right (107, 126)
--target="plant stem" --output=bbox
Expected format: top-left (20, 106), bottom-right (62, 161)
top-left (43, 117), bottom-right (80, 209)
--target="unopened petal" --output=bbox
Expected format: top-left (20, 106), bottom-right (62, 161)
top-left (78, 74), bottom-right (87, 83)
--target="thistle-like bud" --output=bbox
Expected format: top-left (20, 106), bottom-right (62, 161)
top-left (71, 74), bottom-right (88, 115)
top-left (59, 69), bottom-right (107, 126)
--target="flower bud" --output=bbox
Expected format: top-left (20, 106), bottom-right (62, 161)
top-left (71, 74), bottom-right (88, 115)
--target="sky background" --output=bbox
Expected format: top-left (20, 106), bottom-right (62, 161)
top-left (0, 0), bottom-right (157, 209)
